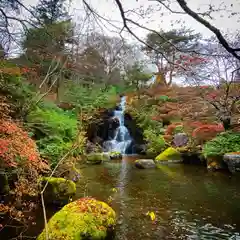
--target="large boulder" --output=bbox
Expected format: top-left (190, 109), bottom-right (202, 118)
top-left (135, 159), bottom-right (156, 169)
top-left (155, 147), bottom-right (182, 163)
top-left (86, 153), bottom-right (110, 164)
top-left (173, 133), bottom-right (189, 147)
top-left (223, 153), bottom-right (240, 173)
top-left (37, 198), bottom-right (116, 240)
top-left (39, 177), bottom-right (76, 205)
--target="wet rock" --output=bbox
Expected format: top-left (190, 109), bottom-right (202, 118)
top-left (155, 147), bottom-right (183, 163)
top-left (173, 133), bottom-right (189, 147)
top-left (223, 153), bottom-right (240, 173)
top-left (109, 151), bottom-right (122, 160)
top-left (86, 153), bottom-right (110, 164)
top-left (86, 141), bottom-right (102, 154)
top-left (206, 156), bottom-right (225, 171)
top-left (135, 159), bottom-right (156, 169)
top-left (0, 170), bottom-right (9, 194)
top-left (39, 177), bottom-right (76, 205)
top-left (37, 198), bottom-right (116, 240)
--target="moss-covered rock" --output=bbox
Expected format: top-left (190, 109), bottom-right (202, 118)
top-left (37, 197), bottom-right (116, 240)
top-left (86, 153), bottom-right (110, 164)
top-left (155, 147), bottom-right (182, 163)
top-left (109, 151), bottom-right (122, 160)
top-left (39, 177), bottom-right (76, 205)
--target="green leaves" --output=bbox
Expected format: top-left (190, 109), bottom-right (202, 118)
top-left (203, 132), bottom-right (240, 157)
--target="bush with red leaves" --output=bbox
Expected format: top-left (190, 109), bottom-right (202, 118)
top-left (0, 120), bottom-right (41, 169)
top-left (165, 122), bottom-right (183, 135)
top-left (192, 124), bottom-right (224, 144)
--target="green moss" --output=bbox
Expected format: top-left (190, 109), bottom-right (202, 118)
top-left (37, 198), bottom-right (116, 240)
top-left (109, 151), bottom-right (122, 159)
top-left (86, 153), bottom-right (110, 164)
top-left (155, 147), bottom-right (182, 162)
top-left (39, 177), bottom-right (76, 204)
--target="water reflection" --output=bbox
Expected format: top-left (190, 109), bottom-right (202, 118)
top-left (77, 157), bottom-right (240, 240)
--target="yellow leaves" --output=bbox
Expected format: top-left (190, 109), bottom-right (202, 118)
top-left (111, 187), bottom-right (118, 193)
top-left (146, 211), bottom-right (156, 221)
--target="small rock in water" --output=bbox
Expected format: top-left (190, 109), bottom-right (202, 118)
top-left (135, 159), bottom-right (156, 169)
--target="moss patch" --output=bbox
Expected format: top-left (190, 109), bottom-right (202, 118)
top-left (39, 177), bottom-right (76, 204)
top-left (155, 147), bottom-right (182, 162)
top-left (37, 197), bottom-right (116, 240)
top-left (86, 153), bottom-right (110, 164)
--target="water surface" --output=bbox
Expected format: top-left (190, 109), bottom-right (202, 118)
top-left (76, 156), bottom-right (240, 240)
top-left (2, 156), bottom-right (240, 240)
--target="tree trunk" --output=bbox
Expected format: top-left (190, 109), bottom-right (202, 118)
top-left (222, 118), bottom-right (231, 130)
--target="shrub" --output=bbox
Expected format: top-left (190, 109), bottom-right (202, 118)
top-left (0, 120), bottom-right (41, 169)
top-left (203, 132), bottom-right (240, 158)
top-left (0, 120), bottom-right (47, 223)
top-left (26, 102), bottom-right (83, 167)
top-left (0, 61), bottom-right (35, 118)
top-left (192, 124), bottom-right (224, 144)
top-left (143, 128), bottom-right (166, 156)
top-left (165, 122), bottom-right (183, 136)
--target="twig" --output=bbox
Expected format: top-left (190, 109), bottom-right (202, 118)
top-left (40, 146), bottom-right (78, 240)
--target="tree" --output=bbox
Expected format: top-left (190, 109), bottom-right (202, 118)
top-left (83, 33), bottom-right (134, 85)
top-left (124, 61), bottom-right (152, 93)
top-left (185, 39), bottom-right (240, 130)
top-left (33, 0), bottom-right (68, 25)
top-left (22, 20), bottom-right (73, 62)
top-left (143, 28), bottom-right (200, 85)
top-left (69, 46), bottom-right (106, 85)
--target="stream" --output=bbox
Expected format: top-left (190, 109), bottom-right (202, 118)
top-left (2, 157), bottom-right (240, 239)
top-left (75, 157), bottom-right (240, 240)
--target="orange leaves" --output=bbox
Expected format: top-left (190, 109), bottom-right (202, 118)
top-left (0, 120), bottom-right (41, 169)
top-left (165, 122), bottom-right (183, 135)
top-left (192, 123), bottom-right (224, 143)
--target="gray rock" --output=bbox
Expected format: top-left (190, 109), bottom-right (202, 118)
top-left (223, 153), bottom-right (240, 173)
top-left (135, 159), bottom-right (156, 169)
top-left (173, 133), bottom-right (189, 147)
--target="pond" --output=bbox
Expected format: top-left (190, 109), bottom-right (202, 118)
top-left (2, 156), bottom-right (240, 239)
top-left (76, 156), bottom-right (240, 240)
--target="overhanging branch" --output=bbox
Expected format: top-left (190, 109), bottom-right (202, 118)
top-left (176, 0), bottom-right (240, 61)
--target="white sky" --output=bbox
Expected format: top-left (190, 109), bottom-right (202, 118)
top-left (22, 0), bottom-right (240, 75)
top-left (24, 0), bottom-right (240, 41)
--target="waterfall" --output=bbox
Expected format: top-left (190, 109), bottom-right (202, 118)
top-left (103, 96), bottom-right (132, 154)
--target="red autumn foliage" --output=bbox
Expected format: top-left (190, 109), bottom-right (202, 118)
top-left (0, 120), bottom-right (41, 169)
top-left (192, 123), bottom-right (224, 143)
top-left (165, 122), bottom-right (183, 135)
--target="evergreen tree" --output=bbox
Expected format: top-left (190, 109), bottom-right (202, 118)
top-left (33, 0), bottom-right (68, 25)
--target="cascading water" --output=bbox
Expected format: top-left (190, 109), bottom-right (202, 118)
top-left (103, 96), bottom-right (132, 154)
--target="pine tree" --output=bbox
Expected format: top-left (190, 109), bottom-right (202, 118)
top-left (33, 0), bottom-right (68, 25)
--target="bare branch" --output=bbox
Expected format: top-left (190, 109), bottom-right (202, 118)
top-left (176, 0), bottom-right (240, 61)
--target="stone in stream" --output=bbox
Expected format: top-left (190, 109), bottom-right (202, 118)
top-left (223, 153), bottom-right (240, 173)
top-left (135, 159), bottom-right (156, 169)
top-left (173, 133), bottom-right (189, 147)
top-left (86, 153), bottom-right (110, 164)
top-left (39, 177), bottom-right (76, 205)
top-left (37, 198), bottom-right (116, 240)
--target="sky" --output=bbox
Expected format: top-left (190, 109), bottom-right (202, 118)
top-left (24, 0), bottom-right (240, 41)
top-left (22, 0), bottom-right (240, 75)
